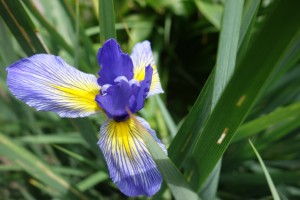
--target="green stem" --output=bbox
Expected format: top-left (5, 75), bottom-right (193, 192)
top-left (99, 0), bottom-right (116, 42)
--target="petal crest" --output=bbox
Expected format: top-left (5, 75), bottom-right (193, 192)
top-left (95, 79), bottom-right (132, 121)
top-left (131, 41), bottom-right (164, 97)
top-left (6, 54), bottom-right (101, 118)
top-left (98, 116), bottom-right (167, 197)
top-left (95, 66), bottom-right (153, 121)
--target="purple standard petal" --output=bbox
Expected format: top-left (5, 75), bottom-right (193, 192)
top-left (95, 78), bottom-right (132, 121)
top-left (6, 54), bottom-right (101, 117)
top-left (97, 39), bottom-right (134, 86)
top-left (95, 67), bottom-right (152, 121)
top-left (98, 116), bottom-right (167, 197)
top-left (131, 66), bottom-right (153, 111)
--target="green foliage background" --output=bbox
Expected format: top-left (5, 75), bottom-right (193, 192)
top-left (0, 0), bottom-right (300, 199)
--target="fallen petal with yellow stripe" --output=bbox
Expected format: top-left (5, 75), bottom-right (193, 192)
top-left (99, 117), bottom-right (167, 196)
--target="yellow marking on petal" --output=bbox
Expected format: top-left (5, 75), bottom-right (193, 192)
top-left (134, 64), bottom-right (161, 94)
top-left (150, 66), bottom-right (160, 91)
top-left (134, 64), bottom-right (147, 81)
top-left (53, 85), bottom-right (101, 112)
top-left (107, 118), bottom-right (141, 159)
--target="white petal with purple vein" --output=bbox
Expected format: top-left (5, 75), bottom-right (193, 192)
top-left (98, 116), bottom-right (167, 197)
top-left (7, 54), bottom-right (101, 118)
top-left (131, 41), bottom-right (164, 97)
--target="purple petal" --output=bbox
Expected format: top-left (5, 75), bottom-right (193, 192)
top-left (97, 39), bottom-right (134, 86)
top-left (131, 66), bottom-right (153, 111)
top-left (6, 54), bottom-right (101, 118)
top-left (95, 79), bottom-right (132, 121)
top-left (95, 66), bottom-right (152, 121)
top-left (98, 116), bottom-right (167, 197)
top-left (131, 41), bottom-right (163, 97)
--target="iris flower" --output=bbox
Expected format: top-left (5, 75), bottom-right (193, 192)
top-left (6, 38), bottom-right (167, 197)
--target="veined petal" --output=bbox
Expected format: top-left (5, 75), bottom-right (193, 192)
top-left (6, 54), bottom-right (101, 118)
top-left (98, 116), bottom-right (167, 197)
top-left (131, 41), bottom-right (164, 97)
top-left (96, 66), bottom-right (153, 121)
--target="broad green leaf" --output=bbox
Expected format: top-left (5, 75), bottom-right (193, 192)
top-left (212, 0), bottom-right (244, 115)
top-left (249, 140), bottom-right (281, 200)
top-left (168, 0), bottom-right (260, 169)
top-left (192, 0), bottom-right (300, 187)
top-left (200, 0), bottom-right (244, 198)
top-left (168, 70), bottom-right (214, 165)
top-left (238, 0), bottom-right (261, 47)
top-left (169, 0), bottom-right (300, 191)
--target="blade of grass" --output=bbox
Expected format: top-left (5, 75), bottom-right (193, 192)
top-left (0, 133), bottom-right (87, 200)
top-left (21, 0), bottom-right (73, 56)
top-left (99, 0), bottom-right (116, 42)
top-left (229, 113), bottom-right (300, 163)
top-left (53, 145), bottom-right (99, 170)
top-left (155, 96), bottom-right (177, 137)
top-left (76, 171), bottom-right (108, 192)
top-left (28, 179), bottom-right (60, 197)
top-left (0, 19), bottom-right (18, 65)
top-left (233, 102), bottom-right (300, 142)
top-left (17, 133), bottom-right (86, 145)
top-left (70, 118), bottom-right (104, 160)
top-left (18, 184), bottom-right (36, 200)
top-left (261, 33), bottom-right (300, 98)
top-left (52, 166), bottom-right (88, 176)
top-left (59, 0), bottom-right (97, 70)
top-left (0, 0), bottom-right (48, 54)
top-left (238, 0), bottom-right (261, 48)
top-left (74, 0), bottom-right (79, 67)
top-left (221, 171), bottom-right (300, 186)
top-left (249, 140), bottom-right (281, 200)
